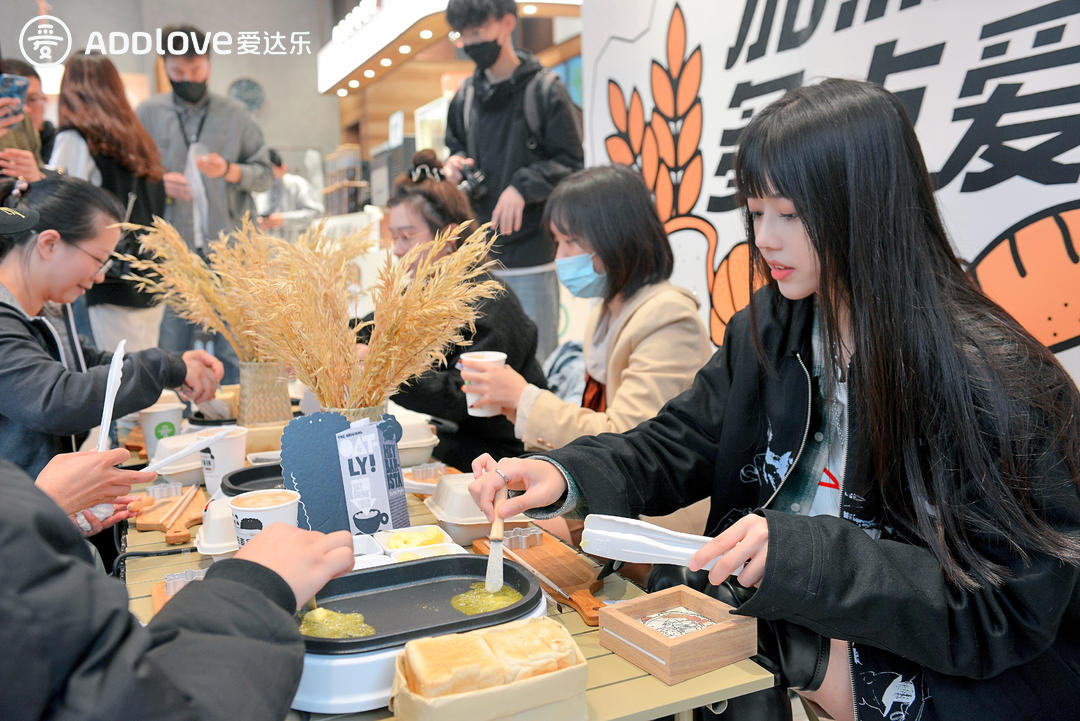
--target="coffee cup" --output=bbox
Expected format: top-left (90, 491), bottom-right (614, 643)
top-left (352, 508), bottom-right (390, 534)
top-left (460, 350), bottom-right (507, 417)
top-left (139, 402), bottom-right (184, 457)
top-left (198, 426), bottom-right (248, 497)
top-left (228, 489), bottom-right (300, 547)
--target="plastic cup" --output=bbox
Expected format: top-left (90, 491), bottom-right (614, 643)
top-left (139, 402), bottom-right (184, 458)
top-left (461, 351), bottom-right (506, 417)
top-left (228, 489), bottom-right (300, 547)
top-left (198, 426), bottom-right (248, 496)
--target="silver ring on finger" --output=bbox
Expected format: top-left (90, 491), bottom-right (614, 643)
top-left (494, 468), bottom-right (509, 485)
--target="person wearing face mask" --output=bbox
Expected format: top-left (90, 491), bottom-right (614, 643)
top-left (0, 176), bottom-right (223, 481)
top-left (355, 151), bottom-right (547, 471)
top-left (443, 0), bottom-right (584, 367)
top-left (461, 165), bottom-right (711, 457)
top-left (135, 24), bottom-right (273, 385)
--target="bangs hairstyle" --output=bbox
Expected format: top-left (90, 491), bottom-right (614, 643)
top-left (734, 78), bottom-right (1080, 589)
top-left (446, 0), bottom-right (517, 31)
top-left (387, 150), bottom-right (473, 240)
top-left (58, 52), bottom-right (166, 181)
top-left (543, 165), bottom-right (673, 303)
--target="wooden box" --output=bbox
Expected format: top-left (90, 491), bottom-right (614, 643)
top-left (598, 585), bottom-right (757, 685)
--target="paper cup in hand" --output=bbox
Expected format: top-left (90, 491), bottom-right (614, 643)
top-left (139, 402), bottom-right (184, 457)
top-left (198, 426), bottom-right (248, 496)
top-left (228, 489), bottom-right (300, 547)
top-left (461, 351), bottom-right (506, 417)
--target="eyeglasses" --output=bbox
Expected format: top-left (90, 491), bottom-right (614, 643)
top-left (67, 241), bottom-right (114, 274)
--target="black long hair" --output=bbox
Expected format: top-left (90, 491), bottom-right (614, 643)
top-left (0, 176), bottom-right (124, 260)
top-left (543, 165), bottom-right (674, 304)
top-left (735, 78), bottom-right (1080, 589)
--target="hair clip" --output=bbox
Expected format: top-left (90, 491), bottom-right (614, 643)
top-left (410, 164), bottom-right (445, 183)
top-left (9, 179), bottom-right (30, 199)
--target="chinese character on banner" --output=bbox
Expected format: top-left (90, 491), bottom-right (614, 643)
top-left (865, 38), bottom-right (944, 125)
top-left (933, 2), bottom-right (1080, 192)
top-left (290, 32), bottom-right (311, 55)
top-left (237, 31), bottom-right (260, 55)
top-left (264, 31), bottom-right (288, 55)
top-left (706, 73), bottom-right (803, 213)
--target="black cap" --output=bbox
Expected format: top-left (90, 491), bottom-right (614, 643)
top-left (0, 206), bottom-right (39, 234)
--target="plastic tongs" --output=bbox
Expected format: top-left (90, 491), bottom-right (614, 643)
top-left (582, 514), bottom-right (738, 575)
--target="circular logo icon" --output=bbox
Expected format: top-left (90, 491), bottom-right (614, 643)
top-left (154, 421), bottom-right (177, 439)
top-left (19, 15), bottom-right (73, 69)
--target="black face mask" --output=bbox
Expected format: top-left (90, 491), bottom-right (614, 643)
top-left (464, 40), bottom-right (501, 71)
top-left (172, 80), bottom-right (207, 104)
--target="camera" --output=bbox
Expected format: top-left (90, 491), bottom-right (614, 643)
top-left (457, 164), bottom-right (488, 201)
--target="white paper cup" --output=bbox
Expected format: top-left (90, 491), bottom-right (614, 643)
top-left (228, 489), bottom-right (300, 547)
top-left (139, 402), bottom-right (184, 458)
top-left (198, 426), bottom-right (248, 496)
top-left (461, 351), bottom-right (507, 417)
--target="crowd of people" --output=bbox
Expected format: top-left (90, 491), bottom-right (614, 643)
top-left (1, 1), bottom-right (1078, 720)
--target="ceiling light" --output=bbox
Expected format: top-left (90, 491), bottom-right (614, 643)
top-left (364, 68), bottom-right (376, 78)
top-left (348, 79), bottom-right (360, 88)
top-left (419, 29), bottom-right (433, 39)
top-left (399, 44), bottom-right (412, 54)
top-left (523, 4), bottom-right (538, 14)
top-left (336, 88), bottom-right (348, 97)
top-left (380, 57), bottom-right (392, 67)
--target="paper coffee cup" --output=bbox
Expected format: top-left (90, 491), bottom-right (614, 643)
top-left (461, 351), bottom-right (507, 417)
top-left (139, 402), bottom-right (184, 458)
top-left (228, 489), bottom-right (300, 547)
top-left (198, 426), bottom-right (248, 497)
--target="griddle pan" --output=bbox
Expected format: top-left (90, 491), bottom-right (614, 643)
top-left (220, 464), bottom-right (283, 497)
top-left (302, 555), bottom-right (541, 654)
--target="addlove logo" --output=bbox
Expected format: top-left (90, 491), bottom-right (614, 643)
top-left (19, 15), bottom-right (73, 68)
top-left (18, 14), bottom-right (312, 68)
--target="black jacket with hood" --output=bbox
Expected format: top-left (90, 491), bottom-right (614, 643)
top-left (0, 458), bottom-right (305, 720)
top-left (0, 283), bottom-right (186, 477)
top-left (445, 50), bottom-right (583, 269)
top-left (544, 285), bottom-right (1080, 720)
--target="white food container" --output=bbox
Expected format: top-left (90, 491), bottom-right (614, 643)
top-left (373, 525), bottom-right (453, 553)
top-left (388, 542), bottom-right (468, 562)
top-left (423, 474), bottom-right (530, 545)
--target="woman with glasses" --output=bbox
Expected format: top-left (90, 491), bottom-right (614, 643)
top-left (0, 176), bottom-right (222, 489)
top-left (355, 149), bottom-right (547, 471)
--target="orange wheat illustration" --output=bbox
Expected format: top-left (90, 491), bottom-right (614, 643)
top-left (605, 4), bottom-right (760, 344)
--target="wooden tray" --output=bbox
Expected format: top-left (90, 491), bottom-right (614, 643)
top-left (135, 487), bottom-right (208, 544)
top-left (473, 528), bottom-right (604, 626)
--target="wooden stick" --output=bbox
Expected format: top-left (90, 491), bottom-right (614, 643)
top-left (159, 484), bottom-right (199, 531)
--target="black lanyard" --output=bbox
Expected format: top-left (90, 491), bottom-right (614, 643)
top-left (176, 105), bottom-right (209, 149)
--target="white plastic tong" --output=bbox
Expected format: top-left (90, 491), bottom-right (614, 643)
top-left (581, 514), bottom-right (743, 574)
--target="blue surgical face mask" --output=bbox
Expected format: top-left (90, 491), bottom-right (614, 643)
top-left (556, 252), bottom-right (607, 298)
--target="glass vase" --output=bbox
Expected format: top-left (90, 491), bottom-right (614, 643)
top-left (237, 361), bottom-right (293, 426)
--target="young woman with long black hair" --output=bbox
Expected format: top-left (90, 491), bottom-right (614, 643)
top-left (468, 79), bottom-right (1080, 721)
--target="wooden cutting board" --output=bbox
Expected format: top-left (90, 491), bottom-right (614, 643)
top-left (135, 487), bottom-right (208, 544)
top-left (473, 528), bottom-right (605, 626)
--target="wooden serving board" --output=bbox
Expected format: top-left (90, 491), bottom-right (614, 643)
top-left (135, 488), bottom-right (208, 544)
top-left (473, 528), bottom-right (605, 626)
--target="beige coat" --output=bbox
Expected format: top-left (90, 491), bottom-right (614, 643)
top-left (523, 281), bottom-right (712, 451)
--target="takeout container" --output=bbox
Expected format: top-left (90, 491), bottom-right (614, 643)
top-left (398, 435), bottom-right (439, 466)
top-left (389, 623), bottom-right (587, 721)
top-left (150, 432), bottom-right (204, 485)
top-left (598, 585), bottom-right (757, 685)
top-left (291, 555), bottom-right (546, 714)
top-left (424, 474), bottom-right (530, 545)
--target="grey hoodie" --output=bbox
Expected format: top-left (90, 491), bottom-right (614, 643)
top-left (0, 283), bottom-right (186, 477)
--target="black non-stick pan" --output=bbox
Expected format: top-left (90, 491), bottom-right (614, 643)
top-left (302, 555), bottom-right (542, 654)
top-left (220, 464), bottom-right (284, 496)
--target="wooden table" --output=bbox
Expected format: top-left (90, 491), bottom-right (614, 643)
top-left (125, 494), bottom-right (774, 721)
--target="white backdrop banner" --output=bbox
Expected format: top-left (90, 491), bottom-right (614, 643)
top-left (580, 0), bottom-right (1080, 379)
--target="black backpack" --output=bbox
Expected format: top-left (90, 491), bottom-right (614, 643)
top-left (461, 68), bottom-right (583, 159)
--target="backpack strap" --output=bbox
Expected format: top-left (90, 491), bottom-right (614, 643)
top-left (523, 69), bottom-right (559, 153)
top-left (462, 76), bottom-right (479, 159)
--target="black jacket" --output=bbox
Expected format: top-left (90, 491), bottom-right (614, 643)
top-left (359, 277), bottom-right (547, 471)
top-left (0, 458), bottom-right (305, 721)
top-left (0, 285), bottom-right (186, 476)
top-left (546, 285), bottom-right (1080, 720)
top-left (445, 51), bottom-right (583, 269)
